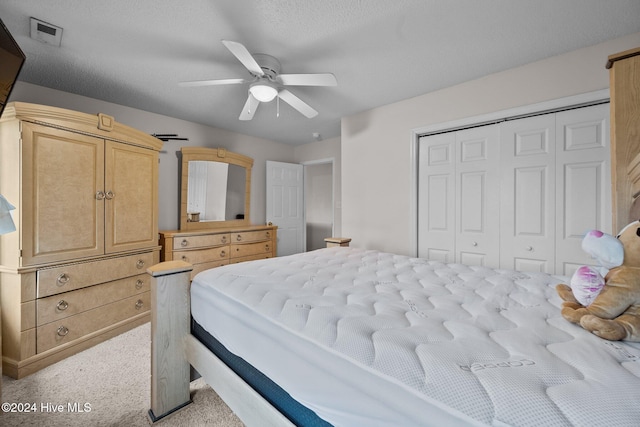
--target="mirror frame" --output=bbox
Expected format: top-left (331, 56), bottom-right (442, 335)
top-left (179, 147), bottom-right (253, 231)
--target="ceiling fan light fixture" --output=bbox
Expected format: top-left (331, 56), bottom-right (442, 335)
top-left (249, 81), bottom-right (278, 102)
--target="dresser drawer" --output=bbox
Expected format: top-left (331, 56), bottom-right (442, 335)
top-left (190, 260), bottom-right (229, 280)
top-left (231, 241), bottom-right (273, 259)
top-left (173, 247), bottom-right (229, 264)
top-left (36, 274), bottom-right (149, 326)
top-left (36, 292), bottom-right (150, 353)
top-left (231, 253), bottom-right (273, 264)
top-left (231, 229), bottom-right (274, 244)
top-left (173, 233), bottom-right (230, 250)
top-left (37, 252), bottom-right (154, 298)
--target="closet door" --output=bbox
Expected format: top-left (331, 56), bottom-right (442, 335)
top-left (417, 132), bottom-right (455, 262)
top-left (555, 104), bottom-right (610, 275)
top-left (455, 125), bottom-right (500, 267)
top-left (500, 115), bottom-right (556, 273)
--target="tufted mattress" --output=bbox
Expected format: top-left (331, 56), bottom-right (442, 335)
top-left (190, 247), bottom-right (640, 427)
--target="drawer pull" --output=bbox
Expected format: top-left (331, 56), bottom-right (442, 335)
top-left (266, 232), bottom-right (271, 238)
top-left (135, 299), bottom-right (144, 310)
top-left (56, 300), bottom-right (69, 311)
top-left (181, 239), bottom-right (189, 247)
top-left (136, 259), bottom-right (145, 269)
top-left (57, 273), bottom-right (70, 285)
top-left (236, 234), bottom-right (242, 242)
top-left (135, 279), bottom-right (144, 290)
top-left (220, 250), bottom-right (226, 257)
top-left (265, 245), bottom-right (270, 251)
top-left (221, 236), bottom-right (227, 243)
top-left (57, 326), bottom-right (69, 337)
top-left (181, 255), bottom-right (188, 262)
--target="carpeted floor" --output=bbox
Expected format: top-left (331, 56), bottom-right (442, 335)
top-left (1, 323), bottom-right (244, 426)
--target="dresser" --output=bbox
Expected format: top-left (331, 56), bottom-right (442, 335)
top-left (159, 225), bottom-right (277, 280)
top-left (0, 102), bottom-right (162, 378)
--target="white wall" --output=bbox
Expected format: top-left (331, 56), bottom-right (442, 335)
top-left (8, 82), bottom-right (297, 230)
top-left (341, 32), bottom-right (640, 256)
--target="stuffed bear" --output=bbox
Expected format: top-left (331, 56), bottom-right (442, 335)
top-left (556, 220), bottom-right (640, 341)
top-left (568, 229), bottom-right (624, 306)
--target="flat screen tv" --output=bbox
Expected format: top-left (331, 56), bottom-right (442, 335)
top-left (0, 17), bottom-right (25, 117)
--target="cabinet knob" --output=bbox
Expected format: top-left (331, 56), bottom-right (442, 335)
top-left (472, 241), bottom-right (478, 247)
top-left (221, 236), bottom-right (227, 243)
top-left (96, 191), bottom-right (106, 200)
top-left (266, 232), bottom-right (271, 238)
top-left (181, 255), bottom-right (188, 262)
top-left (57, 326), bottom-right (69, 337)
top-left (135, 299), bottom-right (144, 310)
top-left (220, 250), bottom-right (226, 257)
top-left (265, 245), bottom-right (270, 251)
top-left (526, 246), bottom-right (533, 252)
top-left (135, 279), bottom-right (144, 290)
top-left (236, 234), bottom-right (242, 242)
top-left (181, 239), bottom-right (189, 247)
top-left (136, 259), bottom-right (145, 269)
top-left (57, 273), bottom-right (70, 285)
top-left (56, 300), bottom-right (69, 311)
top-left (105, 190), bottom-right (115, 200)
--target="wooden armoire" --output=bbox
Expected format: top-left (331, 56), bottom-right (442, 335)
top-left (0, 102), bottom-right (162, 378)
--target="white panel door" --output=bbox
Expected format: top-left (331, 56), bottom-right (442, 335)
top-left (418, 133), bottom-right (456, 262)
top-left (500, 114), bottom-right (556, 273)
top-left (555, 103), bottom-right (610, 276)
top-left (266, 161), bottom-right (304, 257)
top-left (455, 125), bottom-right (500, 267)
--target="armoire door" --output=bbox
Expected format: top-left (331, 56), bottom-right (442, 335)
top-left (104, 141), bottom-right (158, 254)
top-left (21, 123), bottom-right (105, 265)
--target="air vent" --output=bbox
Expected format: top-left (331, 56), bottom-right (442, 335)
top-left (30, 18), bottom-right (63, 47)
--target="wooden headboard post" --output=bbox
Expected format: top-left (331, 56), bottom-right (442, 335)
top-left (146, 261), bottom-right (193, 422)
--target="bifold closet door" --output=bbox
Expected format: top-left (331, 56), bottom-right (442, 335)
top-left (499, 103), bottom-right (610, 275)
top-left (554, 104), bottom-right (610, 275)
top-left (418, 124), bottom-right (500, 266)
top-left (417, 132), bottom-right (455, 262)
top-left (499, 114), bottom-right (557, 273)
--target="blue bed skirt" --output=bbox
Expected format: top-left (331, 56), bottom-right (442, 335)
top-left (191, 319), bottom-right (332, 427)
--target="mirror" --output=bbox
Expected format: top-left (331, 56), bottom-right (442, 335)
top-left (179, 147), bottom-right (253, 230)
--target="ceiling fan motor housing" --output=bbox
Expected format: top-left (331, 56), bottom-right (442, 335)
top-left (252, 54), bottom-right (281, 81)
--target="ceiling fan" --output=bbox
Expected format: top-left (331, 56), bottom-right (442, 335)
top-left (179, 40), bottom-right (337, 120)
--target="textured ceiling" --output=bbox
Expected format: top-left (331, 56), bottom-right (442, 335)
top-left (1, 0), bottom-right (639, 145)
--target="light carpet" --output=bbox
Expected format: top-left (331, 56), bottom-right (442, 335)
top-left (1, 322), bottom-right (244, 426)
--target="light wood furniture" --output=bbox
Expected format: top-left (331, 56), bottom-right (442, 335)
top-left (0, 102), bottom-right (162, 378)
top-left (324, 237), bottom-right (352, 247)
top-left (607, 47), bottom-right (640, 232)
top-left (159, 147), bottom-right (276, 278)
top-left (159, 225), bottom-right (277, 280)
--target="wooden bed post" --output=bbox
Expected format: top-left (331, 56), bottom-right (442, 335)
top-left (147, 260), bottom-right (193, 423)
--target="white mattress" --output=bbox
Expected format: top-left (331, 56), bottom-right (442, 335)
top-left (191, 247), bottom-right (640, 427)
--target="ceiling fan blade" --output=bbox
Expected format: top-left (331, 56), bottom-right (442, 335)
top-left (178, 78), bottom-right (248, 87)
top-left (278, 89), bottom-right (318, 118)
top-left (277, 73), bottom-right (337, 87)
top-left (239, 94), bottom-right (260, 121)
top-left (222, 40), bottom-right (264, 77)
